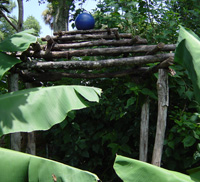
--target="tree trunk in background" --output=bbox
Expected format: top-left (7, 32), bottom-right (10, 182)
top-left (151, 69), bottom-right (169, 166)
top-left (8, 74), bottom-right (22, 151)
top-left (139, 97), bottom-right (149, 162)
top-left (17, 0), bottom-right (24, 31)
top-left (53, 0), bottom-right (71, 32)
top-left (8, 0), bottom-right (24, 151)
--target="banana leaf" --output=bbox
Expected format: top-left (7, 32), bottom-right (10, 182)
top-left (0, 29), bottom-right (37, 79)
top-left (0, 147), bottom-right (100, 182)
top-left (0, 29), bottom-right (37, 52)
top-left (0, 85), bottom-right (101, 136)
top-left (0, 52), bottom-right (21, 79)
top-left (188, 166), bottom-right (200, 182)
top-left (174, 26), bottom-right (200, 105)
top-left (114, 155), bottom-right (197, 182)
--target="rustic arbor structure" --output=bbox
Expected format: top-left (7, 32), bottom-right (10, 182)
top-left (13, 28), bottom-right (175, 166)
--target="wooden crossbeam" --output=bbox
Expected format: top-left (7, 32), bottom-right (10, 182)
top-left (19, 53), bottom-right (174, 70)
top-left (23, 45), bottom-right (175, 59)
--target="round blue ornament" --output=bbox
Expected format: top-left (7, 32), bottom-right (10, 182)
top-left (75, 13), bottom-right (95, 30)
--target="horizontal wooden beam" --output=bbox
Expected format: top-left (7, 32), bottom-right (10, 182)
top-left (19, 58), bottom-right (173, 82)
top-left (26, 45), bottom-right (175, 59)
top-left (53, 28), bottom-right (119, 35)
top-left (40, 37), bottom-right (148, 50)
top-left (41, 33), bottom-right (133, 42)
top-left (19, 69), bottom-right (142, 82)
top-left (19, 53), bottom-right (174, 70)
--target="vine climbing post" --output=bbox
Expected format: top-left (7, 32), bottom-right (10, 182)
top-left (151, 68), bottom-right (169, 166)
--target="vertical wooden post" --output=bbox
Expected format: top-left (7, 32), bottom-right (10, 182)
top-left (151, 69), bottom-right (169, 166)
top-left (26, 132), bottom-right (36, 155)
top-left (139, 97), bottom-right (150, 162)
top-left (8, 73), bottom-right (22, 151)
top-left (25, 83), bottom-right (36, 155)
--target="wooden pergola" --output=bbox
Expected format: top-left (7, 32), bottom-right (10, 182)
top-left (14, 28), bottom-right (175, 166)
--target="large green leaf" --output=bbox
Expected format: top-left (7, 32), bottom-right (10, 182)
top-left (0, 29), bottom-right (37, 52)
top-left (0, 52), bottom-right (21, 79)
top-left (174, 26), bottom-right (200, 105)
top-left (188, 167), bottom-right (200, 182)
top-left (0, 29), bottom-right (37, 79)
top-left (0, 147), bottom-right (100, 182)
top-left (114, 155), bottom-right (197, 182)
top-left (0, 85), bottom-right (101, 136)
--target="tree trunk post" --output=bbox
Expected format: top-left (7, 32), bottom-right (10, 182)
top-left (26, 132), bottom-right (36, 155)
top-left (139, 97), bottom-right (150, 162)
top-left (151, 69), bottom-right (169, 166)
top-left (8, 73), bottom-right (22, 151)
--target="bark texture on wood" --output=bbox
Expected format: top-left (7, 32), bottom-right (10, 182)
top-left (27, 45), bottom-right (175, 59)
top-left (17, 0), bottom-right (23, 31)
top-left (19, 53), bottom-right (174, 70)
top-left (40, 38), bottom-right (149, 50)
top-left (151, 69), bottom-right (169, 166)
top-left (53, 0), bottom-right (70, 31)
top-left (19, 68), bottom-right (148, 82)
top-left (53, 28), bottom-right (119, 35)
top-left (42, 33), bottom-right (133, 42)
top-left (8, 73), bottom-right (22, 151)
top-left (139, 97), bottom-right (150, 162)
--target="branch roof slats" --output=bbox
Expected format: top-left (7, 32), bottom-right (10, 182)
top-left (26, 45), bottom-right (175, 60)
top-left (16, 28), bottom-right (176, 82)
top-left (20, 53), bottom-right (174, 70)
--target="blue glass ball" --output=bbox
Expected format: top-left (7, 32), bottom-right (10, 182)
top-left (75, 13), bottom-right (95, 30)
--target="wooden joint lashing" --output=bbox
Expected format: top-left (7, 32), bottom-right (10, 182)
top-left (146, 43), bottom-right (165, 55)
top-left (146, 57), bottom-right (174, 75)
top-left (57, 31), bottom-right (63, 37)
top-left (159, 57), bottom-right (174, 68)
top-left (131, 36), bottom-right (148, 44)
top-left (45, 35), bottom-right (56, 54)
top-left (106, 28), bottom-right (112, 35)
top-left (31, 42), bottom-right (42, 53)
top-left (66, 52), bottom-right (70, 60)
top-left (45, 35), bottom-right (54, 44)
top-left (113, 30), bottom-right (120, 40)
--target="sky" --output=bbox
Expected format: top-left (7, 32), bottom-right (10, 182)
top-left (12, 0), bottom-right (97, 37)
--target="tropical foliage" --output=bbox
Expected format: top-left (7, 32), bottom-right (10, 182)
top-left (40, 1), bottom-right (200, 181)
top-left (114, 155), bottom-right (198, 182)
top-left (0, 0), bottom-right (200, 182)
top-left (0, 147), bottom-right (100, 182)
top-left (0, 28), bottom-right (102, 182)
